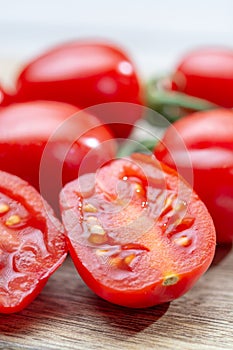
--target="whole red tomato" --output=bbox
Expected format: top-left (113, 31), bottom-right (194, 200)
top-left (0, 170), bottom-right (67, 313)
top-left (154, 109), bottom-right (233, 243)
top-left (14, 40), bottom-right (143, 138)
top-left (60, 153), bottom-right (216, 308)
top-left (0, 101), bottom-right (116, 213)
top-left (171, 48), bottom-right (233, 108)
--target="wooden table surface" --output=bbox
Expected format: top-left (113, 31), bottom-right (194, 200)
top-left (0, 245), bottom-right (233, 350)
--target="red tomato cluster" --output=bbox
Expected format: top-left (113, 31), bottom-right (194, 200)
top-left (0, 40), bottom-right (232, 312)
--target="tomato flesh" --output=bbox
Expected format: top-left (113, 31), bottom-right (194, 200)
top-left (0, 170), bottom-right (67, 313)
top-left (60, 154), bottom-right (216, 308)
top-left (171, 48), bottom-right (233, 108)
top-left (0, 101), bottom-right (116, 213)
top-left (14, 41), bottom-right (143, 138)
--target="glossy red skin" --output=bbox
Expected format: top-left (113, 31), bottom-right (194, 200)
top-left (0, 101), bottom-right (116, 212)
top-left (0, 170), bottom-right (67, 313)
top-left (155, 109), bottom-right (233, 243)
top-left (171, 48), bottom-right (233, 108)
top-left (60, 153), bottom-right (216, 308)
top-left (14, 41), bottom-right (143, 138)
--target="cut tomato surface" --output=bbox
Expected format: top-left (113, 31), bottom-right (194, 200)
top-left (60, 154), bottom-right (216, 308)
top-left (0, 171), bottom-right (67, 313)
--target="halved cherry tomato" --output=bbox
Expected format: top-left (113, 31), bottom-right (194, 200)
top-left (154, 109), bottom-right (233, 243)
top-left (0, 170), bottom-right (67, 313)
top-left (60, 153), bottom-right (216, 308)
top-left (0, 101), bottom-right (116, 213)
top-left (14, 40), bottom-right (143, 138)
top-left (171, 47), bottom-right (233, 107)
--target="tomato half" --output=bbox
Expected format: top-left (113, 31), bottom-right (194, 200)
top-left (0, 170), bottom-right (67, 313)
top-left (14, 40), bottom-right (143, 138)
top-left (60, 153), bottom-right (216, 308)
top-left (171, 47), bottom-right (233, 108)
top-left (154, 109), bottom-right (233, 243)
top-left (0, 101), bottom-right (116, 213)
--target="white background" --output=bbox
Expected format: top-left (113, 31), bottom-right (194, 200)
top-left (0, 0), bottom-right (232, 87)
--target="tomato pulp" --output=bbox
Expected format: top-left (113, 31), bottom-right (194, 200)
top-left (60, 154), bottom-right (216, 308)
top-left (14, 40), bottom-right (143, 138)
top-left (155, 109), bottom-right (233, 243)
top-left (0, 101), bottom-right (116, 213)
top-left (171, 47), bottom-right (233, 108)
top-left (0, 170), bottom-right (67, 313)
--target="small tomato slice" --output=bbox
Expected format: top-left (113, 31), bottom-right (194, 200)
top-left (14, 40), bottom-right (143, 138)
top-left (60, 154), bottom-right (216, 308)
top-left (0, 170), bottom-right (67, 314)
top-left (154, 108), bottom-right (233, 243)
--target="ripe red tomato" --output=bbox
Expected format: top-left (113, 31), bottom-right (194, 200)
top-left (0, 101), bottom-right (116, 213)
top-left (60, 153), bottom-right (216, 308)
top-left (171, 48), bottom-right (233, 108)
top-left (154, 109), bottom-right (233, 243)
top-left (14, 40), bottom-right (143, 138)
top-left (0, 170), bottom-right (67, 313)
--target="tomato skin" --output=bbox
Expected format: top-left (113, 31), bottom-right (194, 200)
top-left (0, 101), bottom-right (116, 212)
top-left (154, 109), bottom-right (233, 243)
top-left (0, 170), bottom-right (67, 314)
top-left (171, 48), bottom-right (233, 108)
top-left (14, 41), bottom-right (143, 138)
top-left (60, 153), bottom-right (216, 308)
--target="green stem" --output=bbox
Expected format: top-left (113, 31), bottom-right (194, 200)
top-left (145, 78), bottom-right (218, 122)
top-left (117, 139), bottom-right (157, 157)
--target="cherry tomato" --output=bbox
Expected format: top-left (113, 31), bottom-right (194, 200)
top-left (14, 40), bottom-right (143, 138)
top-left (0, 170), bottom-right (67, 313)
top-left (0, 101), bottom-right (116, 213)
top-left (60, 153), bottom-right (216, 308)
top-left (171, 48), bottom-right (233, 108)
top-left (154, 109), bottom-right (233, 243)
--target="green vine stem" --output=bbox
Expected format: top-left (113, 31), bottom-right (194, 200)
top-left (145, 77), bottom-right (218, 122)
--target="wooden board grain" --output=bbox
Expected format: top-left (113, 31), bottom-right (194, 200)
top-left (0, 245), bottom-right (233, 350)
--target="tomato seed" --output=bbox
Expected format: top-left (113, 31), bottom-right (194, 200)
top-left (88, 233), bottom-right (108, 245)
top-left (89, 225), bottom-right (105, 235)
top-left (5, 215), bottom-right (21, 226)
top-left (86, 216), bottom-right (99, 225)
top-left (173, 235), bottom-right (192, 247)
top-left (124, 254), bottom-right (136, 265)
top-left (83, 203), bottom-right (98, 213)
top-left (0, 203), bottom-right (10, 214)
